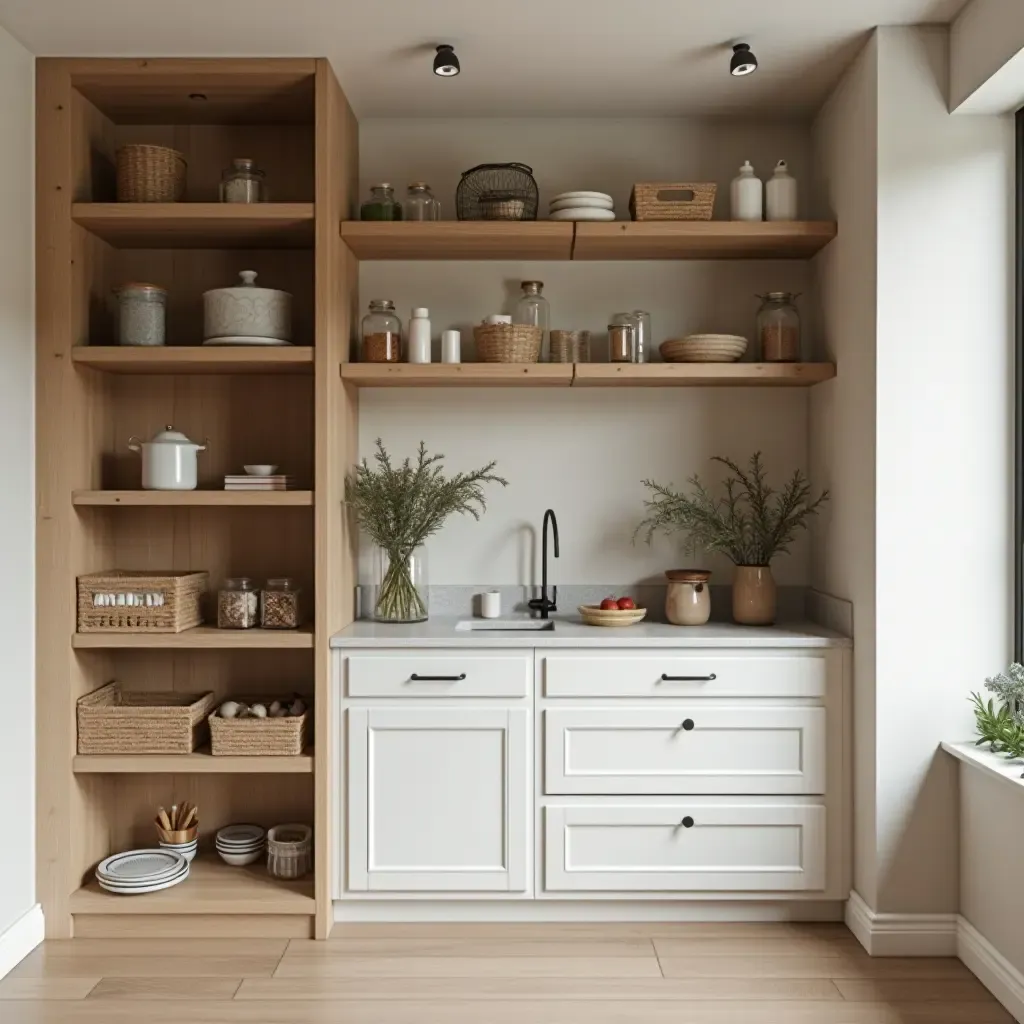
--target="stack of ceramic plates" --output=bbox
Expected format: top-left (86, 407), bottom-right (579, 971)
top-left (660, 334), bottom-right (749, 363)
top-left (216, 824), bottom-right (266, 867)
top-left (95, 849), bottom-right (189, 895)
top-left (548, 191), bottom-right (615, 222)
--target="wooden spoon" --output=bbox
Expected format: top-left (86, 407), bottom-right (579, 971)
top-left (157, 807), bottom-right (172, 831)
top-left (178, 805), bottom-right (197, 831)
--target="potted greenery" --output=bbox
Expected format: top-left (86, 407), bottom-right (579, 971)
top-left (972, 665), bottom-right (1024, 764)
top-left (636, 453), bottom-right (828, 625)
top-left (346, 439), bottom-right (507, 623)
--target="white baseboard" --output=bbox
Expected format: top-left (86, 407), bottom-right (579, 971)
top-left (958, 917), bottom-right (1024, 1023)
top-left (0, 905), bottom-right (43, 980)
top-left (845, 891), bottom-right (958, 956)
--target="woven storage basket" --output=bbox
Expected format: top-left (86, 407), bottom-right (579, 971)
top-left (77, 681), bottom-right (217, 755)
top-left (77, 570), bottom-right (208, 633)
top-left (473, 324), bottom-right (542, 363)
top-left (209, 702), bottom-right (310, 757)
top-left (116, 144), bottom-right (187, 203)
top-left (630, 182), bottom-right (717, 221)
top-left (550, 330), bottom-right (591, 363)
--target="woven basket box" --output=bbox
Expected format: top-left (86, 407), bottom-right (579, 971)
top-left (77, 570), bottom-right (208, 633)
top-left (77, 681), bottom-right (217, 755)
top-left (630, 182), bottom-right (717, 221)
top-left (209, 702), bottom-right (310, 757)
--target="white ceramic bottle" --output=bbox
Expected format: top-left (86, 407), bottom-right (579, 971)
top-left (407, 307), bottom-right (432, 364)
top-left (730, 160), bottom-right (763, 221)
top-left (766, 160), bottom-right (798, 221)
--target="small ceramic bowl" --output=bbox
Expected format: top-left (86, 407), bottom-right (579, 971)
top-left (243, 464), bottom-right (278, 476)
top-left (158, 840), bottom-right (198, 864)
top-left (216, 848), bottom-right (264, 867)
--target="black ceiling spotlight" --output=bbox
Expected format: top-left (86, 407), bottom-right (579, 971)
top-left (433, 44), bottom-right (460, 77)
top-left (730, 42), bottom-right (758, 77)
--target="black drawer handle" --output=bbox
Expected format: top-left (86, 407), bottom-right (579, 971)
top-left (409, 673), bottom-right (467, 682)
top-left (681, 719), bottom-right (695, 731)
top-left (681, 816), bottom-right (695, 828)
top-left (661, 673), bottom-right (716, 682)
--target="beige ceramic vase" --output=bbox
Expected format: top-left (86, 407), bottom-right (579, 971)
top-left (732, 565), bottom-right (776, 625)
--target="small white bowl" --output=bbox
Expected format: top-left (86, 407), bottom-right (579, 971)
top-left (158, 841), bottom-right (198, 864)
top-left (243, 464), bottom-right (278, 476)
top-left (217, 849), bottom-right (264, 867)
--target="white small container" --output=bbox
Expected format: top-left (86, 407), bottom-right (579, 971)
top-left (127, 425), bottom-right (208, 491)
top-left (407, 307), bottom-right (432, 364)
top-left (730, 161), bottom-right (763, 222)
top-left (766, 160), bottom-right (798, 221)
top-left (481, 591), bottom-right (501, 618)
top-left (485, 314), bottom-right (512, 325)
top-left (442, 329), bottom-right (461, 364)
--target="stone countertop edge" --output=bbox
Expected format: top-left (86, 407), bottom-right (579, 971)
top-left (329, 617), bottom-right (852, 649)
top-left (941, 740), bottom-right (1024, 792)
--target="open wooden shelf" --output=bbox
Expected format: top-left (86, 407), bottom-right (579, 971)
top-left (72, 346), bottom-right (314, 375)
top-left (72, 626), bottom-right (315, 650)
top-left (73, 748), bottom-right (314, 774)
top-left (341, 220), bottom-right (573, 260)
top-left (341, 363), bottom-right (574, 387)
top-left (72, 203), bottom-right (315, 248)
top-left (70, 857), bottom-right (315, 916)
top-left (73, 490), bottom-right (313, 507)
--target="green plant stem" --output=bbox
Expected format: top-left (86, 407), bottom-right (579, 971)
top-left (374, 549), bottom-right (427, 622)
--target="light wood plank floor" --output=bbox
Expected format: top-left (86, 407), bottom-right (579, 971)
top-left (0, 923), bottom-right (1012, 1023)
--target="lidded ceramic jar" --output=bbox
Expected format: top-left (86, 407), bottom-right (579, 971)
top-left (127, 425), bottom-right (208, 491)
top-left (665, 569), bottom-right (712, 626)
top-left (203, 270), bottom-right (292, 343)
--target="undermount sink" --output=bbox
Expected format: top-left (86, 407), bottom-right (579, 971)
top-left (455, 619), bottom-right (555, 632)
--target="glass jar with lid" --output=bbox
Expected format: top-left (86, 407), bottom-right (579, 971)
top-left (360, 184), bottom-right (403, 221)
top-left (217, 578), bottom-right (258, 629)
top-left (361, 299), bottom-right (402, 363)
top-left (404, 183), bottom-right (440, 221)
top-left (116, 283), bottom-right (167, 346)
top-left (220, 158), bottom-right (267, 203)
top-left (756, 292), bottom-right (802, 361)
top-left (513, 281), bottom-right (550, 361)
top-left (261, 577), bottom-right (301, 629)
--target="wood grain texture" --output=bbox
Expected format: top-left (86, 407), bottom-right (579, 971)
top-left (342, 221), bottom-right (574, 261)
top-left (284, 938), bottom-right (656, 958)
top-left (11, 954), bottom-right (277, 980)
top-left (72, 749), bottom-right (314, 774)
top-left (71, 347), bottom-right (314, 374)
top-left (0, 977), bottom-right (100, 1000)
top-left (87, 977), bottom-right (242, 999)
top-left (72, 915), bottom-right (311, 939)
top-left (72, 490), bottom-right (314, 507)
top-left (653, 937), bottom-right (861, 958)
top-left (273, 956), bottom-right (665, 979)
top-left (72, 626), bottom-right (314, 649)
top-left (658, 957), bottom-right (974, 980)
top-left (573, 363), bottom-right (836, 387)
top-left (341, 363), bottom-right (574, 387)
top-left (321, 922), bottom-right (853, 940)
top-left (833, 979), bottom-right (996, 1003)
top-left (39, 939), bottom-right (287, 957)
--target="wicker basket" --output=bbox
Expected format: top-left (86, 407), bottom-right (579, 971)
top-left (474, 324), bottom-right (542, 363)
top-left (630, 182), bottom-right (717, 221)
top-left (77, 681), bottom-right (217, 754)
top-left (550, 330), bottom-right (591, 363)
top-left (209, 702), bottom-right (310, 757)
top-left (77, 570), bottom-right (208, 633)
top-left (116, 144), bottom-right (187, 203)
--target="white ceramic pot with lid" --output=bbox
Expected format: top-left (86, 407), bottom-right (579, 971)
top-left (203, 270), bottom-right (292, 343)
top-left (128, 425), bottom-right (208, 490)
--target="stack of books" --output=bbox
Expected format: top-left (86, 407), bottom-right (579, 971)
top-left (224, 474), bottom-right (293, 491)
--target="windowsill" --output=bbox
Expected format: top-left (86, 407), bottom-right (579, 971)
top-left (941, 740), bottom-right (1024, 792)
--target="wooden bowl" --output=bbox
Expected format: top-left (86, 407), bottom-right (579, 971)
top-left (578, 605), bottom-right (648, 628)
top-left (156, 826), bottom-right (198, 844)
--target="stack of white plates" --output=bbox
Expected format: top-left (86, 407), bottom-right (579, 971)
top-left (660, 334), bottom-right (749, 363)
top-left (95, 849), bottom-right (189, 895)
top-left (548, 191), bottom-right (615, 222)
top-left (216, 824), bottom-right (266, 867)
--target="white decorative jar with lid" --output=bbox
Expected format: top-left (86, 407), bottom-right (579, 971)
top-left (203, 270), bottom-right (292, 343)
top-left (127, 425), bottom-right (208, 490)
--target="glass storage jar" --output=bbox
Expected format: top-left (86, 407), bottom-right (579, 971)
top-left (513, 281), bottom-right (550, 361)
top-left (361, 183), bottom-right (403, 221)
top-left (404, 182), bottom-right (440, 221)
top-left (373, 545), bottom-right (428, 623)
top-left (608, 311), bottom-right (648, 363)
top-left (219, 158), bottom-right (267, 203)
top-left (218, 578), bottom-right (259, 629)
top-left (261, 577), bottom-right (301, 629)
top-left (361, 299), bottom-right (402, 362)
top-left (756, 291), bottom-right (802, 362)
top-left (116, 283), bottom-right (167, 347)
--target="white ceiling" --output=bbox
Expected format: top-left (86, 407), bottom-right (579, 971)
top-left (0, 0), bottom-right (969, 116)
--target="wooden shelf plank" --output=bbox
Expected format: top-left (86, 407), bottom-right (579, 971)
top-left (341, 363), bottom-right (574, 387)
top-left (70, 857), bottom-right (315, 916)
top-left (73, 490), bottom-right (313, 507)
top-left (573, 221), bottom-right (837, 260)
top-left (341, 221), bottom-right (574, 260)
top-left (72, 346), bottom-right (314, 375)
top-left (73, 748), bottom-right (314, 774)
top-left (72, 626), bottom-right (315, 650)
top-left (72, 203), bottom-right (315, 248)
top-left (574, 363), bottom-right (837, 387)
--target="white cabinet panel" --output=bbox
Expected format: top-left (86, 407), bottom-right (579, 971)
top-left (347, 651), bottom-right (530, 698)
top-left (348, 707), bottom-right (529, 892)
top-left (545, 802), bottom-right (826, 892)
top-left (545, 707), bottom-right (826, 795)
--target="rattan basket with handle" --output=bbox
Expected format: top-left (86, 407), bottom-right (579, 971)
top-left (473, 324), bottom-right (542, 363)
top-left (77, 570), bottom-right (208, 633)
top-left (630, 182), bottom-right (717, 221)
top-left (77, 681), bottom-right (217, 754)
top-left (116, 144), bottom-right (187, 203)
top-left (209, 701), bottom-right (310, 757)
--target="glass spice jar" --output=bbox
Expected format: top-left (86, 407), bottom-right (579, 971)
top-left (361, 184), bottom-right (403, 221)
top-left (756, 291), bottom-right (802, 362)
top-left (608, 314), bottom-right (637, 363)
top-left (217, 577), bottom-right (259, 629)
top-left (116, 283), bottom-right (167, 347)
top-left (404, 182), bottom-right (440, 221)
top-left (361, 299), bottom-right (402, 362)
top-left (513, 281), bottom-right (550, 361)
top-left (220, 158), bottom-right (267, 203)
top-left (261, 577), bottom-right (301, 629)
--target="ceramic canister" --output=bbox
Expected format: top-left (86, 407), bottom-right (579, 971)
top-left (665, 569), bottom-right (712, 626)
top-left (128, 425), bottom-right (208, 491)
top-left (203, 270), bottom-right (292, 342)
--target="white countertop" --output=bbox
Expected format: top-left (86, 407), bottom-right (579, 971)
top-left (330, 616), bottom-right (850, 649)
top-left (941, 740), bottom-right (1024, 793)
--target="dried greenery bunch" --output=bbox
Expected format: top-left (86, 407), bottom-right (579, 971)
top-left (346, 439), bottom-right (507, 622)
top-left (971, 664), bottom-right (1024, 763)
top-left (636, 452), bottom-right (829, 566)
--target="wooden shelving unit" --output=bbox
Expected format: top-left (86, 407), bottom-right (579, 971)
top-left (72, 625), bottom-right (315, 649)
top-left (341, 363), bottom-right (574, 387)
top-left (71, 346), bottom-right (314, 374)
top-left (73, 749), bottom-right (314, 773)
top-left (72, 490), bottom-right (314, 506)
top-left (341, 220), bottom-right (573, 260)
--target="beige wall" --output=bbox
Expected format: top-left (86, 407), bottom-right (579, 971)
top-left (951, 0), bottom-right (1024, 112)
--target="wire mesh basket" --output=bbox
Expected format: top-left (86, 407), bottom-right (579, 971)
top-left (456, 163), bottom-right (538, 221)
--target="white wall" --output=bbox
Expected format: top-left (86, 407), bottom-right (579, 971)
top-left (0, 26), bottom-right (35, 938)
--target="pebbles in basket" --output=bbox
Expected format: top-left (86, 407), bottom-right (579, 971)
top-left (547, 191), bottom-right (615, 222)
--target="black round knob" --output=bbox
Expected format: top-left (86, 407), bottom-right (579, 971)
top-left (682, 719), bottom-right (695, 731)
top-left (681, 816), bottom-right (694, 828)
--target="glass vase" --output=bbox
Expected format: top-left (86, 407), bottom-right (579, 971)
top-left (373, 546), bottom-right (429, 623)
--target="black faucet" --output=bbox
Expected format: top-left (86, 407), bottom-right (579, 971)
top-left (528, 509), bottom-right (559, 619)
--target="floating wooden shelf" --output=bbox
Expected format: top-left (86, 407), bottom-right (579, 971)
top-left (341, 363), bottom-right (574, 387)
top-left (341, 221), bottom-right (573, 260)
top-left (574, 363), bottom-right (836, 386)
top-left (72, 346), bottom-right (314, 375)
top-left (73, 490), bottom-right (314, 507)
top-left (73, 748), bottom-right (314, 774)
top-left (72, 626), bottom-right (315, 650)
top-left (70, 857), bottom-right (315, 916)
top-left (72, 203), bottom-right (315, 248)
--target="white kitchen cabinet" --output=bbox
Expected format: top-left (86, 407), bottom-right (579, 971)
top-left (347, 706), bottom-right (529, 892)
top-left (346, 651), bottom-right (530, 698)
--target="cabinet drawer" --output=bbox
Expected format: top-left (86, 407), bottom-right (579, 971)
top-left (542, 651), bottom-right (827, 698)
top-left (345, 651), bottom-right (530, 698)
top-left (545, 707), bottom-right (826, 795)
top-left (545, 801), bottom-right (826, 892)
